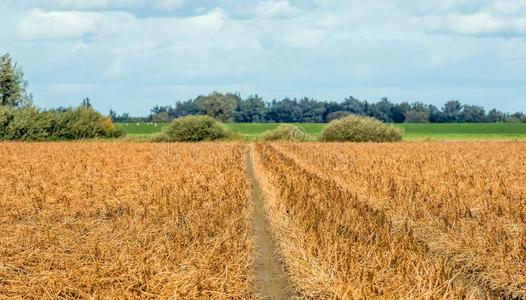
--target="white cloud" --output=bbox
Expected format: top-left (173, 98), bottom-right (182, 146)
top-left (8, 0), bottom-right (184, 11)
top-left (9, 0), bottom-right (129, 10)
top-left (16, 10), bottom-right (100, 40)
top-left (400, 0), bottom-right (526, 37)
top-left (488, 1), bottom-right (526, 16)
top-left (15, 7), bottom-right (224, 42)
top-left (4, 0), bottom-right (526, 114)
top-left (283, 28), bottom-right (326, 48)
top-left (156, 0), bottom-right (185, 10)
top-left (255, 1), bottom-right (299, 18)
top-left (426, 13), bottom-right (526, 37)
top-left (104, 58), bottom-right (126, 78)
top-left (178, 8), bottom-right (225, 37)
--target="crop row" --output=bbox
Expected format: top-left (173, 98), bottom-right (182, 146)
top-left (0, 143), bottom-right (252, 298)
top-left (2, 142), bottom-right (525, 299)
top-left (261, 142), bottom-right (526, 298)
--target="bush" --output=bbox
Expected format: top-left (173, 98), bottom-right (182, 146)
top-left (0, 106), bottom-right (15, 137)
top-left (162, 115), bottom-right (228, 142)
top-left (261, 124), bottom-right (306, 141)
top-left (62, 108), bottom-right (124, 139)
top-left (320, 115), bottom-right (403, 142)
top-left (0, 106), bottom-right (124, 141)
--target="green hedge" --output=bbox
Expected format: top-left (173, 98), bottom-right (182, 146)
top-left (0, 106), bottom-right (124, 141)
top-left (320, 115), bottom-right (403, 142)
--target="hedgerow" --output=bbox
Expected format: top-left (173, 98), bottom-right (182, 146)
top-left (0, 106), bottom-right (124, 141)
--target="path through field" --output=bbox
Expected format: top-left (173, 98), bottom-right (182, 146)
top-left (247, 146), bottom-right (294, 299)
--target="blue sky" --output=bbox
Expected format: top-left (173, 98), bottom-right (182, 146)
top-left (1, 0), bottom-right (525, 115)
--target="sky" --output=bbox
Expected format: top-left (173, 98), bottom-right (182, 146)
top-left (1, 0), bottom-right (525, 115)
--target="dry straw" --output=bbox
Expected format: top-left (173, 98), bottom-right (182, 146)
top-left (268, 142), bottom-right (526, 299)
top-left (2, 141), bottom-right (525, 299)
top-left (0, 142), bottom-right (253, 299)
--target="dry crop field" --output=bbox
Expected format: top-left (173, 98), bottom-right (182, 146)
top-left (0, 142), bottom-right (252, 298)
top-left (253, 142), bottom-right (526, 299)
top-left (1, 141), bottom-right (526, 299)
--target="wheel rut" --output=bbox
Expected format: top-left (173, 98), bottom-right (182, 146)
top-left (247, 145), bottom-right (294, 300)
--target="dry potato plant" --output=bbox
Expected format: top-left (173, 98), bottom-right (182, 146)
top-left (0, 142), bottom-right (252, 299)
top-left (253, 143), bottom-right (480, 299)
top-left (269, 142), bottom-right (526, 299)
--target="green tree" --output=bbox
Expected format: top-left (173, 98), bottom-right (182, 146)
top-left (487, 109), bottom-right (505, 123)
top-left (234, 95), bottom-right (268, 122)
top-left (0, 53), bottom-right (32, 107)
top-left (151, 111), bottom-right (170, 123)
top-left (326, 111), bottom-right (350, 122)
top-left (442, 100), bottom-right (463, 122)
top-left (461, 105), bottom-right (487, 123)
top-left (298, 97), bottom-right (326, 123)
top-left (81, 97), bottom-right (92, 109)
top-left (506, 112), bottom-right (525, 123)
top-left (340, 96), bottom-right (366, 115)
top-left (195, 92), bottom-right (238, 122)
top-left (368, 98), bottom-right (394, 122)
top-left (404, 110), bottom-right (430, 123)
top-left (109, 109), bottom-right (118, 121)
top-left (391, 102), bottom-right (411, 123)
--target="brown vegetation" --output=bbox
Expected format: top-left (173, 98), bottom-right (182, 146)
top-left (2, 141), bottom-right (525, 299)
top-left (264, 142), bottom-right (526, 298)
top-left (0, 142), bottom-right (252, 298)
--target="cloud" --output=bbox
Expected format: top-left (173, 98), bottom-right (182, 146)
top-left (16, 9), bottom-right (100, 40)
top-left (426, 13), bottom-right (526, 37)
top-left (156, 0), bottom-right (185, 10)
top-left (401, 0), bottom-right (526, 37)
top-left (4, 0), bottom-right (526, 114)
top-left (15, 7), bottom-right (224, 42)
top-left (282, 28), bottom-right (326, 48)
top-left (104, 58), bottom-right (126, 78)
top-left (178, 8), bottom-right (225, 37)
top-left (7, 0), bottom-right (185, 11)
top-left (9, 0), bottom-right (129, 10)
top-left (255, 1), bottom-right (299, 18)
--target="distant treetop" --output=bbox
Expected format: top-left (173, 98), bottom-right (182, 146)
top-left (0, 53), bottom-right (32, 108)
top-left (117, 93), bottom-right (525, 124)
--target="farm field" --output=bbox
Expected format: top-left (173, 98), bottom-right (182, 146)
top-left (0, 143), bottom-right (253, 298)
top-left (1, 141), bottom-right (526, 298)
top-left (117, 122), bottom-right (526, 141)
top-left (254, 142), bottom-right (526, 298)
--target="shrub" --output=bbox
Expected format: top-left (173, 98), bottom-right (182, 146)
top-left (0, 106), bottom-right (15, 137)
top-left (320, 115), bottom-right (403, 142)
top-left (63, 108), bottom-right (124, 139)
top-left (162, 115), bottom-right (228, 142)
top-left (0, 106), bottom-right (124, 141)
top-left (261, 124), bottom-right (306, 141)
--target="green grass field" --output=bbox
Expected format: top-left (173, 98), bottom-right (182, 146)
top-left (117, 122), bottom-right (526, 141)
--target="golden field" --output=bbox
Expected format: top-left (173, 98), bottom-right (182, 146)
top-left (253, 142), bottom-right (526, 299)
top-left (1, 141), bottom-right (525, 299)
top-left (0, 143), bottom-right (252, 298)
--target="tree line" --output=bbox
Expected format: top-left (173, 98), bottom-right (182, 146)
top-left (111, 92), bottom-right (526, 124)
top-left (0, 54), bottom-right (122, 140)
top-left (1, 53), bottom-right (524, 125)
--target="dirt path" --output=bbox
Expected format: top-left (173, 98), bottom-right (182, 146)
top-left (247, 146), bottom-right (294, 300)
